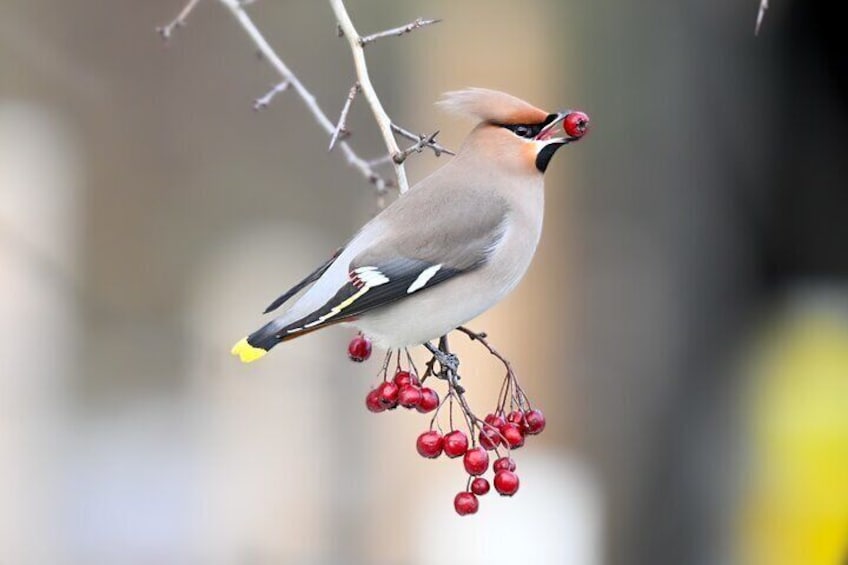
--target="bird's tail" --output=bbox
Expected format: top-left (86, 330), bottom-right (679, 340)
top-left (231, 314), bottom-right (343, 363)
top-left (231, 319), bottom-right (287, 363)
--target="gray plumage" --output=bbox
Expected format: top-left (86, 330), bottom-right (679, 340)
top-left (232, 88), bottom-right (588, 362)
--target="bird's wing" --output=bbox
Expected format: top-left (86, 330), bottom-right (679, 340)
top-left (262, 247), bottom-right (343, 314)
top-left (277, 191), bottom-right (509, 339)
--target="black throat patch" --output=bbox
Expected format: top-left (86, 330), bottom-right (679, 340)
top-left (535, 142), bottom-right (565, 173)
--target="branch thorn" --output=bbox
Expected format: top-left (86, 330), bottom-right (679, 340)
top-left (253, 80), bottom-right (290, 110)
top-left (329, 82), bottom-right (361, 151)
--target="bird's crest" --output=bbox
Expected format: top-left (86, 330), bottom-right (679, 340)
top-left (437, 88), bottom-right (548, 126)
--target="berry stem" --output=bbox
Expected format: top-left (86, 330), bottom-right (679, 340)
top-left (378, 349), bottom-right (394, 381)
top-left (457, 326), bottom-right (533, 412)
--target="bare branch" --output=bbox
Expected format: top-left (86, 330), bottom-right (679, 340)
top-left (216, 0), bottom-right (390, 191)
top-left (391, 124), bottom-right (455, 157)
top-left (157, 0), bottom-right (203, 40)
top-left (330, 0), bottom-right (409, 192)
top-left (393, 131), bottom-right (441, 164)
top-left (360, 17), bottom-right (441, 46)
top-left (366, 154), bottom-right (394, 168)
top-left (329, 82), bottom-right (360, 151)
top-left (252, 80), bottom-right (289, 111)
top-left (755, 0), bottom-right (768, 35)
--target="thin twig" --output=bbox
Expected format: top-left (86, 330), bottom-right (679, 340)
top-left (253, 80), bottom-right (290, 110)
top-left (330, 0), bottom-right (409, 193)
top-left (156, 0), bottom-right (202, 40)
top-left (393, 131), bottom-right (441, 164)
top-left (216, 0), bottom-right (391, 191)
top-left (329, 82), bottom-right (360, 151)
top-left (755, 0), bottom-right (768, 35)
top-left (391, 124), bottom-right (455, 157)
top-left (360, 17), bottom-right (441, 46)
top-left (457, 326), bottom-right (531, 411)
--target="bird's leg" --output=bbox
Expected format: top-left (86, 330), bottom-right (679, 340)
top-left (424, 337), bottom-right (463, 392)
top-left (423, 342), bottom-right (458, 374)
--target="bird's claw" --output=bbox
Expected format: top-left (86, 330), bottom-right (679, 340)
top-left (424, 343), bottom-right (463, 392)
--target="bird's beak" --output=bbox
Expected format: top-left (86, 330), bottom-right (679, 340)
top-left (534, 110), bottom-right (590, 144)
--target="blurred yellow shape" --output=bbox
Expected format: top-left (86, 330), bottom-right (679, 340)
top-left (231, 337), bottom-right (267, 363)
top-left (741, 304), bottom-right (848, 565)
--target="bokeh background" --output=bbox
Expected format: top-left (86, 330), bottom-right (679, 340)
top-left (2, 0), bottom-right (847, 563)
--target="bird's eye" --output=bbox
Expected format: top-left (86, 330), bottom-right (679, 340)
top-left (500, 123), bottom-right (542, 138)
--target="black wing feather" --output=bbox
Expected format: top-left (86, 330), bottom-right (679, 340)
top-left (277, 257), bottom-right (464, 338)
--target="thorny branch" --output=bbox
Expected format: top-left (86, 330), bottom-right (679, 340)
top-left (392, 124), bottom-right (455, 158)
top-left (393, 131), bottom-right (442, 165)
top-left (157, 0), bottom-right (453, 197)
top-left (215, 0), bottom-right (391, 190)
top-left (252, 80), bottom-right (289, 111)
top-left (329, 82), bottom-right (360, 151)
top-left (330, 0), bottom-right (409, 192)
top-left (156, 0), bottom-right (201, 40)
top-left (360, 17), bottom-right (441, 46)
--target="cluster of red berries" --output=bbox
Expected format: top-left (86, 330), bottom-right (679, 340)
top-left (349, 334), bottom-right (547, 516)
top-left (364, 368), bottom-right (440, 414)
top-left (413, 407), bottom-right (545, 515)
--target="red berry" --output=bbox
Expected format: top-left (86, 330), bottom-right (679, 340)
top-left (365, 389), bottom-right (385, 413)
top-left (392, 370), bottom-right (419, 388)
top-left (493, 456), bottom-right (516, 473)
top-left (507, 410), bottom-right (525, 426)
top-left (485, 413), bottom-right (507, 429)
top-left (416, 431), bottom-right (443, 458)
top-left (471, 477), bottom-right (490, 496)
top-left (454, 492), bottom-right (479, 516)
top-left (563, 111), bottom-right (589, 138)
top-left (479, 428), bottom-right (501, 450)
top-left (443, 430), bottom-right (469, 458)
top-left (463, 447), bottom-right (489, 476)
top-left (377, 381), bottom-right (399, 409)
top-left (524, 409), bottom-right (546, 435)
top-left (494, 470), bottom-right (520, 496)
top-left (347, 335), bottom-right (372, 362)
top-left (416, 387), bottom-right (440, 413)
top-left (500, 423), bottom-right (525, 448)
top-left (397, 385), bottom-right (423, 408)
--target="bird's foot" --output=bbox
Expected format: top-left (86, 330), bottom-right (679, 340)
top-left (424, 342), bottom-right (464, 392)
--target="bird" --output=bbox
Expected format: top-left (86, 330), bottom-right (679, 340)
top-left (231, 88), bottom-right (589, 363)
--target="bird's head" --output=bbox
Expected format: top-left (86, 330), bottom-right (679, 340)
top-left (438, 88), bottom-right (589, 174)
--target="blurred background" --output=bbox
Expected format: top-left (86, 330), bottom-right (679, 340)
top-left (2, 0), bottom-right (847, 563)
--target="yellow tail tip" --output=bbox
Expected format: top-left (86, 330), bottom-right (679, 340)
top-left (231, 337), bottom-right (267, 363)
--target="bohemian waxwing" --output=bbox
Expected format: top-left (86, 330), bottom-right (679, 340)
top-left (232, 88), bottom-right (589, 363)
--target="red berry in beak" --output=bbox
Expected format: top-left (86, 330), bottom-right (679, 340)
top-left (563, 111), bottom-right (589, 138)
